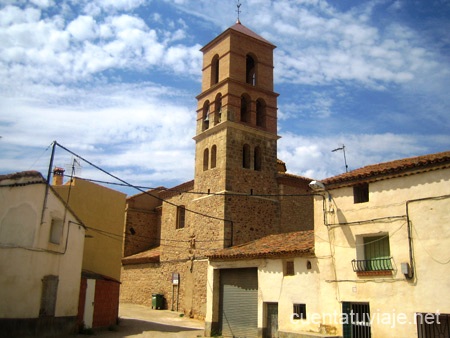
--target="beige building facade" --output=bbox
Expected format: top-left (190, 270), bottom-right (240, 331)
top-left (0, 171), bottom-right (86, 336)
top-left (310, 151), bottom-right (450, 338)
top-left (52, 172), bottom-right (126, 329)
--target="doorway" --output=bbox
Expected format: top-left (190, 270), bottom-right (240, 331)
top-left (265, 302), bottom-right (279, 338)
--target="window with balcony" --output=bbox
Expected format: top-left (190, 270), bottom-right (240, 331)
top-left (352, 235), bottom-right (393, 275)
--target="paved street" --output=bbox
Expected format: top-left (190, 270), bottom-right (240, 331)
top-left (76, 303), bottom-right (204, 338)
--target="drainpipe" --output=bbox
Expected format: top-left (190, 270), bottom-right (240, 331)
top-left (405, 194), bottom-right (450, 281)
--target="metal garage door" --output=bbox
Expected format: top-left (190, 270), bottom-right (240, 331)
top-left (220, 268), bottom-right (258, 338)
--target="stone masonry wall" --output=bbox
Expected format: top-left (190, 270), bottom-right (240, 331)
top-left (120, 260), bottom-right (208, 319)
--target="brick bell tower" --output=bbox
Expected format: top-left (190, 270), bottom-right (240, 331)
top-left (193, 20), bottom-right (280, 245)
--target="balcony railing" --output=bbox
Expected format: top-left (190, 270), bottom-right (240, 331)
top-left (351, 257), bottom-right (393, 272)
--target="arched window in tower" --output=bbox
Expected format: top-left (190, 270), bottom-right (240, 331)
top-left (211, 145), bottom-right (217, 168)
top-left (211, 54), bottom-right (219, 86)
top-left (254, 146), bottom-right (262, 171)
top-left (202, 100), bottom-right (210, 131)
top-left (215, 93), bottom-right (222, 124)
top-left (246, 54), bottom-right (256, 86)
top-left (243, 144), bottom-right (251, 169)
top-left (203, 148), bottom-right (209, 171)
top-left (256, 99), bottom-right (266, 128)
top-left (240, 94), bottom-right (250, 123)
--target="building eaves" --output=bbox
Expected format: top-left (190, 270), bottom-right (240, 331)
top-left (126, 186), bottom-right (167, 201)
top-left (159, 180), bottom-right (195, 200)
top-left (122, 247), bottom-right (160, 265)
top-left (0, 170), bottom-right (45, 187)
top-left (201, 21), bottom-right (275, 52)
top-left (322, 150), bottom-right (450, 189)
top-left (208, 230), bottom-right (314, 260)
top-left (0, 171), bottom-right (86, 229)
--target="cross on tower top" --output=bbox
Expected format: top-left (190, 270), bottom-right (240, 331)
top-left (236, 0), bottom-right (242, 23)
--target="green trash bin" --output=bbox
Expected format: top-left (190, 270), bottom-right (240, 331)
top-left (152, 293), bottom-right (164, 310)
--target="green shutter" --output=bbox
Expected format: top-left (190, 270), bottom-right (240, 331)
top-left (364, 236), bottom-right (391, 270)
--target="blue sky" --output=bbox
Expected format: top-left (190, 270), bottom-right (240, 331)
top-left (1, 0), bottom-right (449, 195)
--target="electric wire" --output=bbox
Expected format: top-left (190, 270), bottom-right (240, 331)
top-left (54, 142), bottom-right (232, 223)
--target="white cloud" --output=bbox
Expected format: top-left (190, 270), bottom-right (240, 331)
top-left (0, 81), bottom-right (196, 187)
top-left (278, 132), bottom-right (428, 180)
top-left (67, 15), bottom-right (97, 41)
top-left (30, 0), bottom-right (54, 8)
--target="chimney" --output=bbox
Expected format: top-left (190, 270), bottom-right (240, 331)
top-left (52, 167), bottom-right (65, 186)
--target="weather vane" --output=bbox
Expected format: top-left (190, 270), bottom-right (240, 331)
top-left (236, 0), bottom-right (242, 23)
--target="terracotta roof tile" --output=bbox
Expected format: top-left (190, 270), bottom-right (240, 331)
top-left (122, 247), bottom-right (160, 265)
top-left (0, 171), bottom-right (45, 184)
top-left (208, 230), bottom-right (314, 260)
top-left (323, 150), bottom-right (450, 188)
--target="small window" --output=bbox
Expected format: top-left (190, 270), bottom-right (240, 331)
top-left (203, 148), bottom-right (209, 171)
top-left (40, 275), bottom-right (59, 317)
top-left (353, 183), bottom-right (369, 203)
top-left (246, 55), bottom-right (256, 86)
top-left (49, 219), bottom-right (63, 244)
top-left (240, 95), bottom-right (250, 123)
top-left (211, 145), bottom-right (217, 168)
top-left (202, 101), bottom-right (210, 131)
top-left (256, 99), bottom-right (266, 127)
top-left (293, 304), bottom-right (306, 320)
top-left (215, 93), bottom-right (222, 124)
top-left (211, 54), bottom-right (219, 86)
top-left (243, 144), bottom-right (251, 169)
top-left (284, 260), bottom-right (294, 276)
top-left (176, 206), bottom-right (186, 229)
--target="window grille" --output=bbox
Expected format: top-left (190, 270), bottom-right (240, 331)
top-left (293, 304), bottom-right (306, 320)
top-left (417, 312), bottom-right (450, 338)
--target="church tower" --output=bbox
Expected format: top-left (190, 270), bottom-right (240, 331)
top-left (193, 21), bottom-right (280, 245)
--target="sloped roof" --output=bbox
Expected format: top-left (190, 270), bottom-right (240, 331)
top-left (229, 22), bottom-right (275, 47)
top-left (0, 170), bottom-right (86, 229)
top-left (201, 21), bottom-right (275, 52)
top-left (208, 230), bottom-right (314, 260)
top-left (122, 247), bottom-right (160, 265)
top-left (323, 150), bottom-right (450, 188)
top-left (0, 170), bottom-right (45, 186)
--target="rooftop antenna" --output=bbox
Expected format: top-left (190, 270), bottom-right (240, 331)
top-left (236, 0), bottom-right (242, 23)
top-left (332, 144), bottom-right (349, 173)
top-left (65, 156), bottom-right (82, 180)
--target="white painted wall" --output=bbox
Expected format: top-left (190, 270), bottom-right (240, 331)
top-left (0, 177), bottom-right (85, 319)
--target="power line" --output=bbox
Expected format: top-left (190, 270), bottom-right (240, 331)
top-left (53, 141), bottom-right (232, 224)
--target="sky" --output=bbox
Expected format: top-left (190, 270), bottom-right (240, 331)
top-left (1, 0), bottom-right (449, 195)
